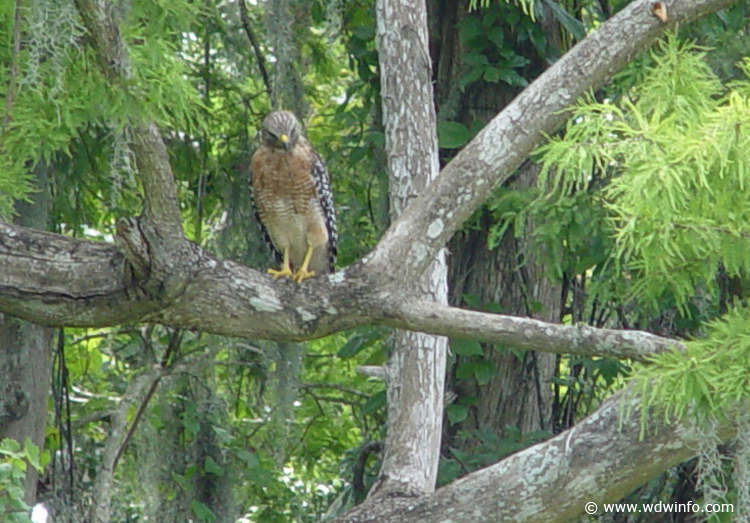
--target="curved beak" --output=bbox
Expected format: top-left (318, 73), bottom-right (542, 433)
top-left (279, 134), bottom-right (290, 150)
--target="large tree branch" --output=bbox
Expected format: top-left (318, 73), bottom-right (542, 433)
top-left (0, 223), bottom-right (156, 325)
top-left (0, 220), bottom-right (691, 361)
top-left (365, 0), bottom-right (738, 283)
top-left (339, 387), bottom-right (738, 523)
top-left (0, 222), bottom-right (370, 336)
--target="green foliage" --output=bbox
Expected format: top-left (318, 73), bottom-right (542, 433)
top-left (537, 35), bottom-right (750, 311)
top-left (190, 499), bottom-right (217, 522)
top-left (486, 184), bottom-right (612, 283)
top-left (531, 40), bottom-right (750, 498)
top-left (0, 0), bottom-right (207, 229)
top-left (53, 321), bottom-right (386, 522)
top-left (223, 331), bottom-right (385, 522)
top-left (542, 0), bottom-right (585, 41)
top-left (338, 326), bottom-right (385, 359)
top-left (458, 5), bottom-right (537, 90)
top-left (437, 121), bottom-right (473, 149)
top-left (684, 2), bottom-right (750, 82)
top-left (450, 339), bottom-right (484, 357)
top-left (632, 306), bottom-right (750, 426)
top-left (5, 0), bottom-right (392, 518)
top-left (0, 439), bottom-right (45, 523)
top-left (12, 0), bottom-right (748, 521)
top-left (467, 0), bottom-right (593, 55)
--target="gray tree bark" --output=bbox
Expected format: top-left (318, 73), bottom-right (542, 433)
top-left (368, 0), bottom-right (447, 499)
top-left (0, 318), bottom-right (51, 505)
top-left (337, 390), bottom-right (737, 523)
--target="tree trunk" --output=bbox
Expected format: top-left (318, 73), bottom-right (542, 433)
top-left (0, 161), bottom-right (53, 505)
top-left (448, 200), bottom-right (558, 437)
top-left (368, 0), bottom-right (448, 499)
top-left (0, 318), bottom-right (52, 505)
top-left (429, 0), bottom-right (560, 447)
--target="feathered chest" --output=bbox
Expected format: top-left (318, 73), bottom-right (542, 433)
top-left (250, 145), bottom-right (318, 216)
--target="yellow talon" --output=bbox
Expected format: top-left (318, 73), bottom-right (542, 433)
top-left (268, 248), bottom-right (293, 280)
top-left (268, 266), bottom-right (293, 280)
top-left (292, 268), bottom-right (315, 283)
top-left (292, 245), bottom-right (316, 283)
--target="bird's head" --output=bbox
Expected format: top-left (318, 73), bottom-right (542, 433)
top-left (261, 111), bottom-right (301, 151)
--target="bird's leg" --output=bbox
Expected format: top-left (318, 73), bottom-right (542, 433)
top-left (268, 247), bottom-right (293, 280)
top-left (292, 245), bottom-right (316, 283)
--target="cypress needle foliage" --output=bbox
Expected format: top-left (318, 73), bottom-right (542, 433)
top-left (538, 35), bottom-right (750, 422)
top-left (538, 36), bottom-right (750, 313)
top-left (538, 35), bottom-right (750, 518)
top-left (0, 0), bottom-right (204, 223)
top-left (634, 306), bottom-right (750, 424)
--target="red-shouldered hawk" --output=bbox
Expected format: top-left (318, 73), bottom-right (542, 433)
top-left (250, 111), bottom-right (337, 283)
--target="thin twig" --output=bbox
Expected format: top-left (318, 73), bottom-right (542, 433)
top-left (238, 0), bottom-right (272, 99)
top-left (112, 370), bottom-right (161, 471)
top-left (301, 382), bottom-right (370, 398)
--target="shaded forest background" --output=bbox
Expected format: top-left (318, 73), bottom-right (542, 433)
top-left (2, 0), bottom-right (750, 522)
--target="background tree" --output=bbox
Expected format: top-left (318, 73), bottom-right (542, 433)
top-left (431, 0), bottom-right (565, 472)
top-left (0, 163), bottom-right (53, 509)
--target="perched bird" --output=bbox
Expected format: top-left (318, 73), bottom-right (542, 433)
top-left (250, 111), bottom-right (337, 283)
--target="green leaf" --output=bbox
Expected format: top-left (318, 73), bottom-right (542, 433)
top-left (456, 362), bottom-right (476, 381)
top-left (0, 439), bottom-right (21, 455)
top-left (352, 24), bottom-right (375, 41)
top-left (437, 121), bottom-right (472, 149)
top-left (541, 0), bottom-right (585, 41)
top-left (338, 334), bottom-right (366, 358)
top-left (495, 68), bottom-right (528, 87)
top-left (338, 328), bottom-right (381, 358)
top-left (437, 459), bottom-right (462, 486)
top-left (172, 472), bottom-right (190, 491)
top-left (236, 449), bottom-right (259, 469)
top-left (483, 66), bottom-right (503, 83)
top-left (474, 361), bottom-right (496, 386)
top-left (450, 339), bottom-right (483, 357)
top-left (446, 404), bottom-right (468, 425)
top-left (362, 390), bottom-right (386, 416)
top-left (203, 456), bottom-right (224, 477)
top-left (190, 499), bottom-right (217, 522)
top-left (486, 26), bottom-right (506, 50)
top-left (458, 17), bottom-right (485, 47)
top-left (23, 439), bottom-right (42, 473)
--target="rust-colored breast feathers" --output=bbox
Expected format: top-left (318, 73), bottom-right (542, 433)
top-left (250, 141), bottom-right (317, 225)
